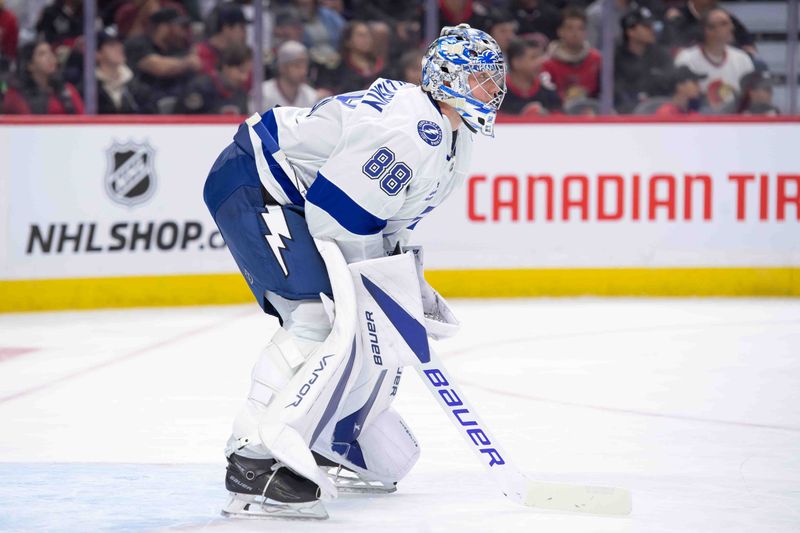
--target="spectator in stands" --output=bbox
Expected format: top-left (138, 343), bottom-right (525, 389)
top-left (502, 37), bottom-right (561, 115)
top-left (176, 43), bottom-right (251, 114)
top-left (738, 70), bottom-right (779, 115)
top-left (294, 0), bottom-right (345, 72)
top-left (385, 16), bottom-right (422, 67)
top-left (268, 8), bottom-right (306, 82)
top-left (439, 0), bottom-right (488, 29)
top-left (2, 40), bottom-right (84, 114)
top-left (653, 65), bottom-right (703, 115)
top-left (586, 0), bottom-right (634, 49)
top-left (397, 48), bottom-right (425, 85)
top-left (273, 8), bottom-right (305, 50)
top-left (115, 0), bottom-right (187, 41)
top-left (665, 0), bottom-right (754, 53)
top-left (614, 6), bottom-right (673, 114)
top-left (0, 0), bottom-right (19, 70)
top-left (95, 28), bottom-right (140, 114)
top-left (542, 7), bottom-right (602, 103)
top-left (483, 9), bottom-right (518, 57)
top-left (35, 0), bottom-right (83, 55)
top-left (511, 0), bottom-right (561, 43)
top-left (115, 0), bottom-right (159, 40)
top-left (674, 7), bottom-right (754, 111)
top-left (197, 3), bottom-right (249, 78)
top-left (261, 40), bottom-right (318, 110)
top-left (319, 0), bottom-right (347, 17)
top-left (0, 0), bottom-right (15, 108)
top-left (317, 20), bottom-right (386, 94)
top-left (352, 1), bottom-right (422, 67)
top-left (564, 96), bottom-right (600, 116)
top-left (351, 2), bottom-right (422, 21)
top-left (3, 0), bottom-right (48, 45)
top-left (125, 7), bottom-right (202, 113)
top-left (350, 1), bottom-right (421, 32)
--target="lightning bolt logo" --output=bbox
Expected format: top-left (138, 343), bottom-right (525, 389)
top-left (261, 205), bottom-right (291, 277)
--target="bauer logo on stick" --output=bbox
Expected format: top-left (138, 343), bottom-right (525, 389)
top-left (105, 141), bottom-right (157, 207)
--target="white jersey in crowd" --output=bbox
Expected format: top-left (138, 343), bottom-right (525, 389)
top-left (674, 45), bottom-right (754, 105)
top-left (239, 78), bottom-right (474, 262)
top-left (260, 79), bottom-right (319, 110)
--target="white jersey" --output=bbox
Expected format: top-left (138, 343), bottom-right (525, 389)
top-left (259, 79), bottom-right (318, 110)
top-left (237, 78), bottom-right (474, 262)
top-left (674, 45), bottom-right (754, 104)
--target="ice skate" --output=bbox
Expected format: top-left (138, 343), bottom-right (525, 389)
top-left (221, 453), bottom-right (328, 520)
top-left (314, 451), bottom-right (397, 494)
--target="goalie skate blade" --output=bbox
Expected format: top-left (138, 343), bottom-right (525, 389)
top-left (221, 494), bottom-right (328, 521)
top-left (335, 482), bottom-right (397, 494)
top-left (322, 466), bottom-right (397, 494)
top-left (523, 481), bottom-right (632, 516)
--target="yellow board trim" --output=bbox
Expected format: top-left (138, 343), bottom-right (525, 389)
top-left (426, 267), bottom-right (800, 298)
top-left (1, 268), bottom-right (798, 313)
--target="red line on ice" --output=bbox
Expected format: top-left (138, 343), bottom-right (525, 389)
top-left (0, 347), bottom-right (39, 362)
top-left (0, 309), bottom-right (256, 404)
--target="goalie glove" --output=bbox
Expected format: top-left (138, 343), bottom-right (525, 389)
top-left (401, 246), bottom-right (460, 340)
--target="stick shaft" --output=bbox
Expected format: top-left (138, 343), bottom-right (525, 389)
top-left (414, 350), bottom-right (528, 502)
top-left (414, 350), bottom-right (632, 515)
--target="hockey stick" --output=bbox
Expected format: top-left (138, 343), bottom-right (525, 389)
top-left (348, 251), bottom-right (631, 515)
top-left (415, 350), bottom-right (632, 516)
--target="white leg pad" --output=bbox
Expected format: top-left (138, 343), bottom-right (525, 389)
top-left (232, 239), bottom-right (360, 499)
top-left (357, 408), bottom-right (420, 483)
top-left (232, 327), bottom-right (314, 446)
top-left (314, 407), bottom-right (420, 485)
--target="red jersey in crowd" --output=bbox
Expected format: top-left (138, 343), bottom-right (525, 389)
top-left (542, 41), bottom-right (601, 100)
top-left (2, 83), bottom-right (85, 114)
top-left (196, 41), bottom-right (252, 90)
top-left (502, 73), bottom-right (562, 115)
top-left (196, 40), bottom-right (220, 77)
top-left (0, 6), bottom-right (19, 60)
top-left (654, 102), bottom-right (695, 116)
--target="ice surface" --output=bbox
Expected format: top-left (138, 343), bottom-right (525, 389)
top-left (1, 299), bottom-right (799, 532)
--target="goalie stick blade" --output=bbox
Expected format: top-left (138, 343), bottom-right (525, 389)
top-left (523, 481), bottom-right (632, 516)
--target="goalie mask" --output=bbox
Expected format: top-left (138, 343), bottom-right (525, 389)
top-left (421, 24), bottom-right (507, 137)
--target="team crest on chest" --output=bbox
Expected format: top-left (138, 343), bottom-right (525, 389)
top-left (417, 120), bottom-right (442, 147)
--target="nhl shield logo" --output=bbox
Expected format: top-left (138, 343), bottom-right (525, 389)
top-left (105, 141), bottom-right (157, 206)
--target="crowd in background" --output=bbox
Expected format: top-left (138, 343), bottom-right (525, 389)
top-left (0, 0), bottom-right (783, 117)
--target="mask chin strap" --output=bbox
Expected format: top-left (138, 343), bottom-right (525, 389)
top-left (460, 115), bottom-right (478, 133)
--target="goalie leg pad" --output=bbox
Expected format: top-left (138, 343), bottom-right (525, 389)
top-left (313, 407), bottom-right (420, 486)
top-left (309, 356), bottom-right (416, 487)
top-left (247, 239), bottom-right (360, 499)
top-left (230, 326), bottom-right (314, 458)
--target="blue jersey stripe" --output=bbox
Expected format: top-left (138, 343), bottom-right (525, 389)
top-left (260, 109), bottom-right (281, 152)
top-left (250, 110), bottom-right (305, 206)
top-left (306, 172), bottom-right (387, 236)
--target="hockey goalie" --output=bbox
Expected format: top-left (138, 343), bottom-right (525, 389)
top-left (202, 24), bottom-right (506, 519)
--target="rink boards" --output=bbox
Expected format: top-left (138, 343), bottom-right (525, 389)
top-left (1, 116), bottom-right (798, 311)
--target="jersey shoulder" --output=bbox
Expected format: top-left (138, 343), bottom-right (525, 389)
top-left (674, 46), bottom-right (699, 64)
top-left (348, 79), bottom-right (450, 158)
top-left (725, 46), bottom-right (753, 67)
top-left (353, 79), bottom-right (447, 130)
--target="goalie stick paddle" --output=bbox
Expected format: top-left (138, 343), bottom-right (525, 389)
top-left (415, 350), bottom-right (632, 516)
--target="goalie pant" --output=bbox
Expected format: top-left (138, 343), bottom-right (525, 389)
top-left (203, 140), bottom-right (420, 488)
